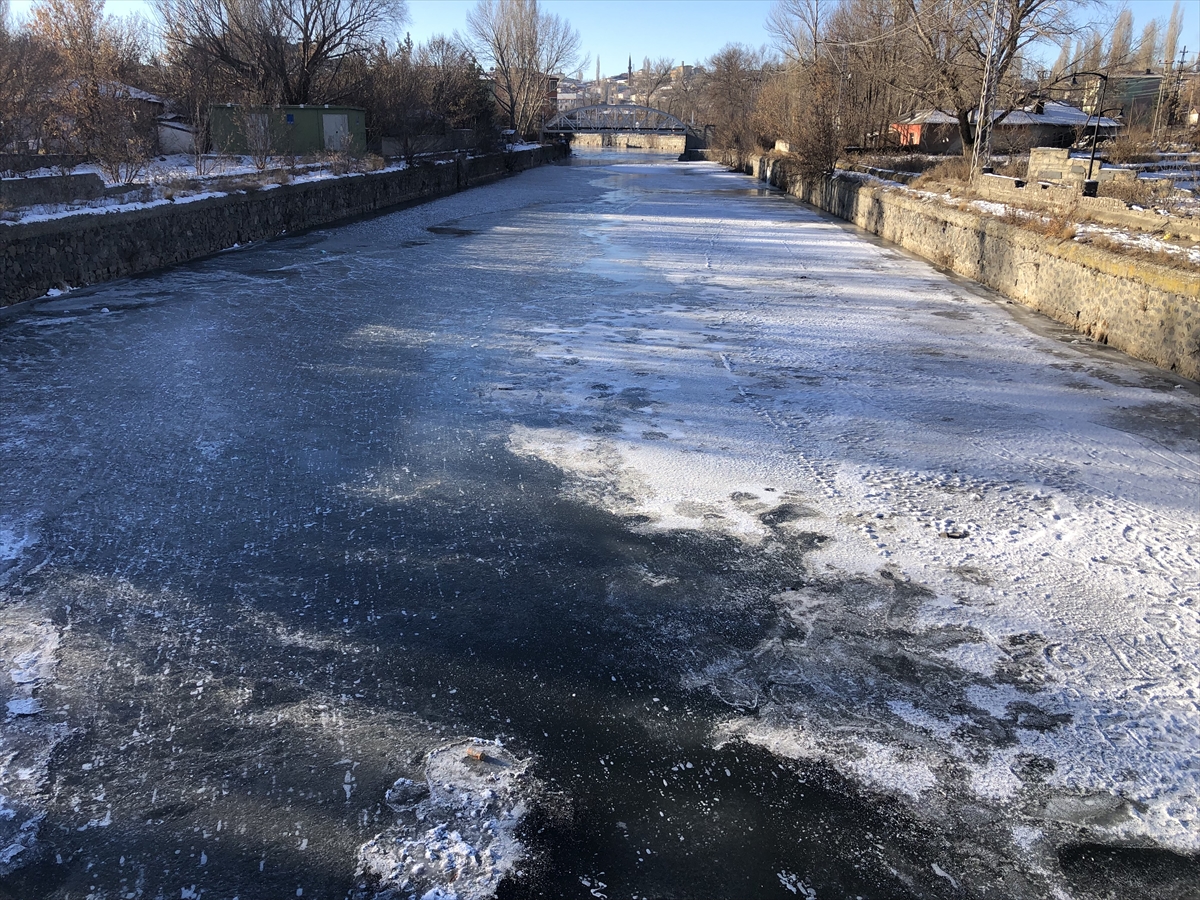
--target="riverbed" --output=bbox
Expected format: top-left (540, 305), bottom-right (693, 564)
top-left (1, 148), bottom-right (1197, 899)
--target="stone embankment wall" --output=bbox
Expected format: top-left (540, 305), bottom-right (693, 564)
top-left (972, 173), bottom-right (1200, 243)
top-left (738, 153), bottom-right (1199, 381)
top-left (572, 133), bottom-right (687, 152)
top-left (1, 146), bottom-right (565, 307)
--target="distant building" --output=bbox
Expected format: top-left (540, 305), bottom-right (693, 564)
top-left (556, 76), bottom-right (585, 111)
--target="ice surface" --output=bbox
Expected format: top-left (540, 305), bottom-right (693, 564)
top-left (502, 161), bottom-right (1200, 862)
top-left (0, 148), bottom-right (1196, 898)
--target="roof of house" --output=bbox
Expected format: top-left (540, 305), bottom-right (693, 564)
top-left (1000, 100), bottom-right (1120, 127)
top-left (894, 101), bottom-right (1119, 129)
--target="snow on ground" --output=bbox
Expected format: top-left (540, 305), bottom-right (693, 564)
top-left (357, 739), bottom-right (539, 900)
top-left (894, 178), bottom-right (1200, 265)
top-left (505, 160), bottom-right (1200, 864)
top-left (3, 146), bottom-right (540, 230)
top-left (1, 153), bottom-right (414, 228)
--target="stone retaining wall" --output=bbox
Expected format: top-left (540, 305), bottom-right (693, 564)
top-left (0, 173), bottom-right (106, 207)
top-left (746, 154), bottom-right (1200, 381)
top-left (572, 133), bottom-right (687, 152)
top-left (972, 173), bottom-right (1200, 243)
top-left (1, 146), bottom-right (566, 307)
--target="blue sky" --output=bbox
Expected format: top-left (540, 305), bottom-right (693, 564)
top-left (9, 0), bottom-right (1199, 78)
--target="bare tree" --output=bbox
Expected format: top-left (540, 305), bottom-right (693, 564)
top-left (147, 38), bottom-right (223, 172)
top-left (1077, 27), bottom-right (1103, 73)
top-left (766, 0), bottom-right (828, 64)
top-left (417, 34), bottom-right (492, 133)
top-left (28, 0), bottom-right (155, 173)
top-left (658, 64), bottom-right (703, 126)
top-left (465, 0), bottom-right (580, 138)
top-left (361, 34), bottom-right (424, 160)
top-left (899, 0), bottom-right (1083, 155)
top-left (0, 25), bottom-right (60, 158)
top-left (1163, 0), bottom-right (1183, 71)
top-left (1105, 8), bottom-right (1133, 70)
top-left (1049, 40), bottom-right (1071, 79)
top-left (154, 0), bottom-right (408, 104)
top-left (754, 60), bottom-right (841, 175)
top-left (1135, 20), bottom-right (1160, 72)
top-left (702, 43), bottom-right (768, 159)
top-left (632, 56), bottom-right (673, 107)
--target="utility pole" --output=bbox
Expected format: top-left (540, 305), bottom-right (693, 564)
top-left (1154, 48), bottom-right (1189, 139)
top-left (970, 0), bottom-right (1002, 182)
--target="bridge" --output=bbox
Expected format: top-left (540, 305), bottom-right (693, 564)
top-left (543, 104), bottom-right (691, 136)
top-left (544, 104), bottom-right (704, 152)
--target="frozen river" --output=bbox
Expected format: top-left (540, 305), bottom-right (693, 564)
top-left (1, 149), bottom-right (1198, 899)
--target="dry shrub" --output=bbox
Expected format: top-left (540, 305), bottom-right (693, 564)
top-left (1097, 176), bottom-right (1175, 208)
top-left (1101, 139), bottom-right (1157, 165)
top-left (858, 154), bottom-right (940, 174)
top-left (996, 208), bottom-right (1077, 241)
top-left (753, 64), bottom-right (841, 180)
top-left (224, 175), bottom-right (263, 193)
top-left (913, 156), bottom-right (971, 187)
top-left (324, 148), bottom-right (373, 175)
top-left (1033, 215), bottom-right (1078, 241)
top-left (993, 156), bottom-right (1028, 179)
top-left (1078, 234), bottom-right (1196, 270)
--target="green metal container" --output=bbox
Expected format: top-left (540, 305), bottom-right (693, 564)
top-left (210, 105), bottom-right (367, 156)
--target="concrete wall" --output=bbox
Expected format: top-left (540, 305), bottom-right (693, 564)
top-left (1, 173), bottom-right (105, 207)
top-left (1, 146), bottom-right (566, 308)
top-left (747, 154), bottom-right (1200, 381)
top-left (1027, 147), bottom-right (1136, 186)
top-left (572, 132), bottom-right (687, 152)
top-left (0, 154), bottom-right (87, 176)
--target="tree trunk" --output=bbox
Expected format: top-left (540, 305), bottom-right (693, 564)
top-left (957, 109), bottom-right (975, 156)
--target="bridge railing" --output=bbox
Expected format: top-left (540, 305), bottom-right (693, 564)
top-left (543, 104), bottom-right (692, 135)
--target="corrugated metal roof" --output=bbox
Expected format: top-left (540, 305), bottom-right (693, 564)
top-left (895, 101), bottom-right (1119, 129)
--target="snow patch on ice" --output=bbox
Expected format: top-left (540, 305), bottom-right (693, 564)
top-left (1011, 824), bottom-right (1044, 853)
top-left (847, 739), bottom-right (937, 801)
top-left (4, 698), bottom-right (42, 717)
top-left (777, 870), bottom-right (817, 897)
top-left (0, 615), bottom-right (62, 876)
top-left (492, 158), bottom-right (1200, 866)
top-left (969, 748), bottom-right (1024, 801)
top-left (718, 720), bottom-right (936, 802)
top-left (357, 739), bottom-right (540, 900)
top-left (887, 700), bottom-right (965, 743)
top-left (936, 641), bottom-right (1007, 677)
top-left (0, 522), bottom-right (38, 577)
